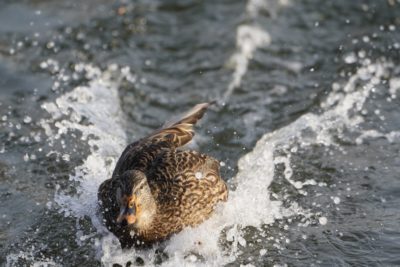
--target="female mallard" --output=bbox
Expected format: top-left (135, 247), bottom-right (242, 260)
top-left (98, 103), bottom-right (228, 248)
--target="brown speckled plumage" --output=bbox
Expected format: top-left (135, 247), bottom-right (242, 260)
top-left (98, 103), bottom-right (228, 248)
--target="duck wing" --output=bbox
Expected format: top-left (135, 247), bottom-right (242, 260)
top-left (148, 102), bottom-right (212, 148)
top-left (112, 102), bottom-right (213, 178)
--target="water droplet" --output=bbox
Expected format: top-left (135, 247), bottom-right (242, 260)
top-left (259, 249), bottom-right (267, 256)
top-left (333, 197), bottom-right (341, 204)
top-left (62, 154), bottom-right (70, 161)
top-left (344, 52), bottom-right (357, 64)
top-left (23, 116), bottom-right (32, 124)
top-left (319, 217), bottom-right (328, 225)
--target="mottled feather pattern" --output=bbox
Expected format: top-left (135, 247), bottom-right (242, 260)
top-left (150, 102), bottom-right (211, 147)
top-left (98, 103), bottom-right (228, 248)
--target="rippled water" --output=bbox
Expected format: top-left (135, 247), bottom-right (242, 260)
top-left (1, 0), bottom-right (400, 266)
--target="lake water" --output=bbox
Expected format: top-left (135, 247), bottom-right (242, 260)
top-left (1, 0), bottom-right (400, 266)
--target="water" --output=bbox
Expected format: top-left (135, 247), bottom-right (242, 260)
top-left (1, 0), bottom-right (399, 266)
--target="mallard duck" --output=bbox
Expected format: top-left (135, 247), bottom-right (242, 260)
top-left (98, 103), bottom-right (228, 248)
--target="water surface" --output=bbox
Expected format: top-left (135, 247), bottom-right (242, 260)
top-left (1, 0), bottom-right (400, 266)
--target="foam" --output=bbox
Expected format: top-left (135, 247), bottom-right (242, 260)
top-left (389, 77), bottom-right (400, 98)
top-left (221, 0), bottom-right (273, 104)
top-left (221, 0), bottom-right (296, 103)
top-left (6, 251), bottom-right (57, 267)
top-left (222, 25), bottom-right (271, 103)
top-left (41, 64), bottom-right (127, 224)
top-left (39, 63), bottom-right (132, 261)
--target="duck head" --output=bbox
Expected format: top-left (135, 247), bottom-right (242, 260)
top-left (116, 170), bottom-right (156, 228)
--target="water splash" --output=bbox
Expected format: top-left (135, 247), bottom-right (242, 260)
top-left (35, 53), bottom-right (400, 267)
top-left (221, 0), bottom-right (274, 103)
top-left (6, 251), bottom-right (57, 267)
top-left (38, 63), bottom-right (132, 261)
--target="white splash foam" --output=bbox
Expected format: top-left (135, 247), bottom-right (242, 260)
top-left (389, 77), bottom-right (400, 98)
top-left (6, 251), bottom-right (57, 267)
top-left (5, 63), bottom-right (133, 267)
top-left (333, 197), bottom-right (341, 205)
top-left (39, 63), bottom-right (131, 260)
top-left (42, 64), bottom-right (128, 227)
top-left (318, 217), bottom-right (328, 225)
top-left (222, 25), bottom-right (270, 103)
top-left (290, 60), bottom-right (396, 149)
top-left (221, 0), bottom-right (274, 103)
top-left (355, 129), bottom-right (400, 144)
top-left (275, 155), bottom-right (317, 190)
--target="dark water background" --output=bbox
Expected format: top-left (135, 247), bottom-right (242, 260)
top-left (1, 0), bottom-right (400, 266)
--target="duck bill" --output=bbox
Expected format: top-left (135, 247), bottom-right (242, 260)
top-left (116, 206), bottom-right (136, 225)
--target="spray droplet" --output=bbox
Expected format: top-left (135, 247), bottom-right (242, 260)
top-left (333, 197), bottom-right (341, 204)
top-left (259, 249), bottom-right (267, 256)
top-left (319, 217), bottom-right (328, 225)
top-left (23, 116), bottom-right (32, 124)
top-left (195, 172), bottom-right (203, 179)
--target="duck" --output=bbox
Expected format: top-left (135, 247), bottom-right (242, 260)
top-left (98, 103), bottom-right (228, 248)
